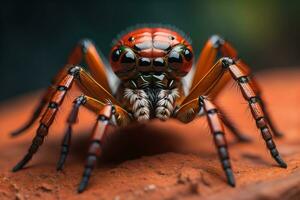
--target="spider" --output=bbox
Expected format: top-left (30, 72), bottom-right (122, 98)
top-left (11, 26), bottom-right (287, 193)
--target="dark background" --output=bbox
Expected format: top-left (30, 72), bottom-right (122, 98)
top-left (1, 0), bottom-right (299, 101)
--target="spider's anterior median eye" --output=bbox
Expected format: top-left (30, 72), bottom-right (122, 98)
top-left (168, 51), bottom-right (183, 63)
top-left (167, 44), bottom-right (193, 77)
top-left (168, 48), bottom-right (183, 70)
top-left (121, 51), bottom-right (136, 63)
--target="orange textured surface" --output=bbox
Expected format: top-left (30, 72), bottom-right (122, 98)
top-left (0, 69), bottom-right (299, 200)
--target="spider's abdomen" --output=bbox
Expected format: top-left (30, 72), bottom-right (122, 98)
top-left (110, 27), bottom-right (193, 79)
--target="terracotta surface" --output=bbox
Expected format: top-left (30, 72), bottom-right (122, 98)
top-left (0, 69), bottom-right (299, 200)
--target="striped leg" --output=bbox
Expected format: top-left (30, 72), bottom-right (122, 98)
top-left (199, 96), bottom-right (235, 186)
top-left (77, 104), bottom-right (114, 193)
top-left (224, 58), bottom-right (287, 167)
top-left (191, 35), bottom-right (238, 90)
top-left (180, 57), bottom-right (286, 168)
top-left (12, 67), bottom-right (77, 172)
top-left (12, 65), bottom-right (120, 172)
top-left (10, 89), bottom-right (51, 137)
top-left (67, 39), bottom-right (110, 92)
top-left (56, 95), bottom-right (130, 171)
top-left (191, 35), bottom-right (281, 138)
top-left (11, 38), bottom-right (111, 137)
top-left (10, 68), bottom-right (67, 137)
top-left (56, 95), bottom-right (87, 171)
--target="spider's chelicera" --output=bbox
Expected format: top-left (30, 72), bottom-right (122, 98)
top-left (11, 26), bottom-right (287, 193)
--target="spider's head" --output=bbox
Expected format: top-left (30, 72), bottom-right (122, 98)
top-left (109, 27), bottom-right (193, 80)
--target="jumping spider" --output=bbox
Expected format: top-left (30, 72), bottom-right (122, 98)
top-left (11, 26), bottom-right (286, 193)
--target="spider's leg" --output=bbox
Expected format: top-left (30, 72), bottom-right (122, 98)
top-left (67, 39), bottom-right (110, 92)
top-left (10, 67), bottom-right (68, 137)
top-left (223, 58), bottom-right (286, 167)
top-left (191, 35), bottom-right (281, 138)
top-left (191, 35), bottom-right (238, 94)
top-left (77, 104), bottom-right (114, 193)
top-left (57, 95), bottom-right (130, 171)
top-left (258, 94), bottom-right (283, 137)
top-left (56, 95), bottom-right (86, 171)
top-left (176, 96), bottom-right (236, 186)
top-left (11, 39), bottom-right (111, 137)
top-left (10, 89), bottom-right (51, 137)
top-left (12, 65), bottom-right (121, 172)
top-left (180, 58), bottom-right (286, 168)
top-left (199, 96), bottom-right (235, 186)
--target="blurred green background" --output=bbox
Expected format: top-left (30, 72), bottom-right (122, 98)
top-left (0, 0), bottom-right (299, 101)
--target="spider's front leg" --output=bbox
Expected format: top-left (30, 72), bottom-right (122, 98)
top-left (175, 96), bottom-right (235, 186)
top-left (56, 95), bottom-right (130, 171)
top-left (10, 38), bottom-right (110, 137)
top-left (77, 104), bottom-right (115, 193)
top-left (12, 65), bottom-right (119, 172)
top-left (191, 35), bottom-right (282, 138)
top-left (180, 58), bottom-right (287, 169)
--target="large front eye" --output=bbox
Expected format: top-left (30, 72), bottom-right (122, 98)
top-left (111, 49), bottom-right (122, 62)
top-left (168, 50), bottom-right (183, 69)
top-left (110, 46), bottom-right (136, 75)
top-left (167, 44), bottom-right (193, 77)
top-left (168, 45), bottom-right (184, 70)
top-left (121, 50), bottom-right (136, 64)
top-left (111, 46), bottom-right (136, 64)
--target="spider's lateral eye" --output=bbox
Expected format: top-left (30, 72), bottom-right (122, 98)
top-left (128, 36), bottom-right (135, 42)
top-left (111, 49), bottom-right (122, 62)
top-left (153, 58), bottom-right (165, 67)
top-left (168, 51), bottom-right (183, 64)
top-left (138, 57), bottom-right (151, 66)
top-left (183, 48), bottom-right (193, 61)
top-left (121, 51), bottom-right (136, 63)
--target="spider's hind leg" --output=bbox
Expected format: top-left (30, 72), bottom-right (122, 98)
top-left (12, 65), bottom-right (120, 172)
top-left (56, 94), bottom-right (131, 172)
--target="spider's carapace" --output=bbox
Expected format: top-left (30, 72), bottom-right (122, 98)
top-left (110, 28), bottom-right (193, 79)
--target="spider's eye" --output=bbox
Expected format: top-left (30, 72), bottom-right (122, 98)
top-left (111, 46), bottom-right (136, 65)
top-left (167, 44), bottom-right (193, 77)
top-left (111, 49), bottom-right (122, 62)
top-left (121, 50), bottom-right (136, 64)
top-left (168, 51), bottom-right (183, 70)
top-left (168, 45), bottom-right (184, 70)
top-left (183, 48), bottom-right (193, 61)
top-left (118, 47), bottom-right (136, 70)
